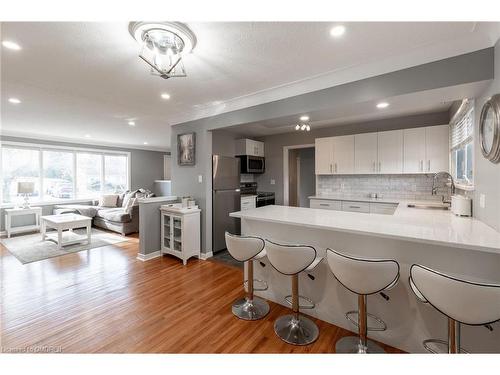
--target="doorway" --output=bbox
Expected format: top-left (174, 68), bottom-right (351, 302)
top-left (283, 145), bottom-right (315, 207)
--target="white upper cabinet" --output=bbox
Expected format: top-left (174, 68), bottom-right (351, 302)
top-left (425, 125), bottom-right (449, 173)
top-left (403, 126), bottom-right (449, 173)
top-left (378, 130), bottom-right (403, 174)
top-left (403, 128), bottom-right (427, 173)
top-left (354, 132), bottom-right (378, 174)
top-left (315, 137), bottom-right (334, 174)
top-left (236, 139), bottom-right (265, 157)
top-left (333, 135), bottom-right (355, 174)
top-left (315, 125), bottom-right (448, 176)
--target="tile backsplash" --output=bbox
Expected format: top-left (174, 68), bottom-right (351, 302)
top-left (317, 174), bottom-right (450, 201)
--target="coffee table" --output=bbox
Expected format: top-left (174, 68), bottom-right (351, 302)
top-left (41, 214), bottom-right (92, 250)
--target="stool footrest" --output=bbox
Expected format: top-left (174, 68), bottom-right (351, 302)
top-left (284, 294), bottom-right (315, 309)
top-left (244, 279), bottom-right (268, 292)
top-left (423, 339), bottom-right (469, 354)
top-left (345, 311), bottom-right (387, 332)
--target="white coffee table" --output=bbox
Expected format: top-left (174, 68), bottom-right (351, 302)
top-left (41, 214), bottom-right (92, 250)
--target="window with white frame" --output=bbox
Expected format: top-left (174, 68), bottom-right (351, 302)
top-left (1, 143), bottom-right (130, 204)
top-left (450, 100), bottom-right (474, 187)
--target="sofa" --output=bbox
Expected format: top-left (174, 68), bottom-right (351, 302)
top-left (53, 189), bottom-right (152, 235)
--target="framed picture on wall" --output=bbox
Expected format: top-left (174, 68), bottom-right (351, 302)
top-left (177, 132), bottom-right (196, 166)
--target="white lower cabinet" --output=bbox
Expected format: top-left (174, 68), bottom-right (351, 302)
top-left (310, 199), bottom-right (342, 210)
top-left (241, 196), bottom-right (257, 211)
top-left (160, 208), bottom-right (201, 265)
top-left (342, 201), bottom-right (370, 213)
top-left (310, 198), bottom-right (397, 215)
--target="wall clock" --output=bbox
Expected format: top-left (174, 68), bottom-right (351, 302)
top-left (479, 94), bottom-right (500, 163)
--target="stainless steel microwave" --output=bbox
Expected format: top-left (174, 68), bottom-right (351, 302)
top-left (237, 155), bottom-right (265, 174)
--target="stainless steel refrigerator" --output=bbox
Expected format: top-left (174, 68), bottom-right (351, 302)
top-left (212, 155), bottom-right (241, 253)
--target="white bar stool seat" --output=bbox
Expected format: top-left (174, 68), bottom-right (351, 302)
top-left (225, 232), bottom-right (270, 320)
top-left (410, 264), bottom-right (500, 353)
top-left (265, 239), bottom-right (323, 346)
top-left (326, 248), bottom-right (400, 353)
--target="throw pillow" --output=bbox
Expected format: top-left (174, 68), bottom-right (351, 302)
top-left (122, 190), bottom-right (137, 207)
top-left (99, 194), bottom-right (119, 208)
top-left (124, 197), bottom-right (137, 214)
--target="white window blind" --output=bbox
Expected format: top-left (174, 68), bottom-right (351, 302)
top-left (450, 106), bottom-right (473, 149)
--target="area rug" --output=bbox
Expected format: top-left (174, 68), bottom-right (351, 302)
top-left (1, 228), bottom-right (128, 264)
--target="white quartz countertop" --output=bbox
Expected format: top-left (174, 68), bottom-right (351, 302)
top-left (230, 204), bottom-right (500, 254)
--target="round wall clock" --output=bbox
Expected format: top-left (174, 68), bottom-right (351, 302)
top-left (479, 94), bottom-right (500, 163)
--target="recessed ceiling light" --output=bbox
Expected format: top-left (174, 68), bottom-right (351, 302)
top-left (143, 142), bottom-right (148, 145)
top-left (85, 134), bottom-right (91, 138)
top-left (128, 121), bottom-right (136, 126)
top-left (376, 102), bottom-right (389, 109)
top-left (8, 98), bottom-right (21, 104)
top-left (330, 25), bottom-right (346, 38)
top-left (300, 115), bottom-right (310, 121)
top-left (161, 93), bottom-right (171, 100)
top-left (2, 40), bottom-right (21, 50)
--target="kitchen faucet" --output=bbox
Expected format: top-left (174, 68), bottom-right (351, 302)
top-left (431, 172), bottom-right (456, 204)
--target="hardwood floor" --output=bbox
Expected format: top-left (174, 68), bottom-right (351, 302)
top-left (0, 235), bottom-right (403, 353)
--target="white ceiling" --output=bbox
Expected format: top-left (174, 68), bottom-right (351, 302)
top-left (1, 22), bottom-right (499, 151)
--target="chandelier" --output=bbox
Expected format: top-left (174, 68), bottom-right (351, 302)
top-left (129, 22), bottom-right (197, 79)
top-left (295, 123), bottom-right (311, 131)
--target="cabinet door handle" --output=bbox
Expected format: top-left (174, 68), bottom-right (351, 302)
top-left (427, 160), bottom-right (431, 172)
top-left (419, 160), bottom-right (423, 172)
top-left (349, 205), bottom-right (361, 209)
top-left (335, 163), bottom-right (338, 173)
top-left (329, 164), bottom-right (332, 173)
top-left (372, 161), bottom-right (376, 172)
top-left (378, 161), bottom-right (381, 173)
top-left (319, 203), bottom-right (329, 207)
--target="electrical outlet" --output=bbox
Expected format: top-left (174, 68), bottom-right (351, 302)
top-left (270, 179), bottom-right (275, 185)
top-left (480, 194), bottom-right (486, 208)
top-left (198, 175), bottom-right (203, 183)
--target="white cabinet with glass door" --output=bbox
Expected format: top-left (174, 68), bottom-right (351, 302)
top-left (160, 207), bottom-right (201, 265)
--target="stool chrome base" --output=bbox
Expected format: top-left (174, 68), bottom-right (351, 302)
top-left (274, 314), bottom-right (319, 346)
top-left (423, 339), bottom-right (469, 354)
top-left (232, 297), bottom-right (270, 321)
top-left (335, 336), bottom-right (385, 354)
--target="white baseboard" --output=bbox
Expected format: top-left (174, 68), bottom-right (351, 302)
top-left (136, 251), bottom-right (161, 262)
top-left (199, 252), bottom-right (213, 260)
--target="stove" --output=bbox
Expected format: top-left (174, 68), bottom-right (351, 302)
top-left (240, 182), bottom-right (275, 207)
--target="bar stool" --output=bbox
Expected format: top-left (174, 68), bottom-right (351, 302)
top-left (225, 232), bottom-right (270, 320)
top-left (326, 248), bottom-right (400, 353)
top-left (410, 264), bottom-right (500, 354)
top-left (265, 239), bottom-right (323, 346)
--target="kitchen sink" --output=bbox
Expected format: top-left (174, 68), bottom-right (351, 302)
top-left (407, 203), bottom-right (450, 210)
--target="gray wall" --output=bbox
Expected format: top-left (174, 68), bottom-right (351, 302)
top-left (170, 48), bottom-right (494, 254)
top-left (0, 135), bottom-right (167, 232)
top-left (255, 112), bottom-right (450, 205)
top-left (298, 148), bottom-right (315, 207)
top-left (474, 39), bottom-right (500, 231)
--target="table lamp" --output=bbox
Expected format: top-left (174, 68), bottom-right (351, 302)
top-left (18, 181), bottom-right (35, 209)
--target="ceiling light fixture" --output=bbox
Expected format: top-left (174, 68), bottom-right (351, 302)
top-left (330, 25), bottom-right (346, 38)
top-left (300, 115), bottom-right (309, 121)
top-left (85, 134), bottom-right (91, 138)
top-left (128, 121), bottom-right (136, 126)
top-left (143, 142), bottom-right (149, 145)
top-left (161, 93), bottom-right (171, 100)
top-left (376, 102), bottom-right (389, 109)
top-left (8, 97), bottom-right (21, 104)
top-left (2, 40), bottom-right (21, 50)
top-left (295, 123), bottom-right (311, 132)
top-left (129, 22), bottom-right (197, 80)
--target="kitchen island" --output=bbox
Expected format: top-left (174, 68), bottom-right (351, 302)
top-left (230, 204), bottom-right (500, 353)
